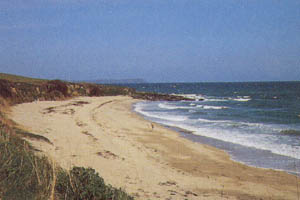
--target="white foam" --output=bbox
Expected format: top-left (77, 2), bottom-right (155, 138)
top-left (174, 93), bottom-right (205, 101)
top-left (197, 118), bottom-right (229, 123)
top-left (159, 114), bottom-right (188, 122)
top-left (197, 118), bottom-right (214, 123)
top-left (196, 105), bottom-right (228, 110)
top-left (158, 103), bottom-right (176, 109)
top-left (158, 103), bottom-right (190, 110)
top-left (135, 102), bottom-right (300, 160)
top-left (134, 104), bottom-right (156, 118)
top-left (231, 98), bottom-right (251, 102)
top-left (204, 98), bottom-right (228, 102)
top-left (197, 130), bottom-right (300, 159)
top-left (196, 119), bottom-right (275, 132)
top-left (135, 104), bottom-right (187, 122)
top-left (165, 122), bottom-right (300, 159)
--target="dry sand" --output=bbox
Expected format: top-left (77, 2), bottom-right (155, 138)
top-left (10, 96), bottom-right (300, 200)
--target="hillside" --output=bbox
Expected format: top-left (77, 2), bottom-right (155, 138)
top-left (0, 73), bottom-right (46, 84)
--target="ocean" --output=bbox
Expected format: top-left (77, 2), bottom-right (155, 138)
top-left (122, 82), bottom-right (300, 175)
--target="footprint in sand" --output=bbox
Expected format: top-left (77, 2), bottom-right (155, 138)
top-left (81, 131), bottom-right (98, 141)
top-left (76, 121), bottom-right (87, 127)
top-left (96, 150), bottom-right (119, 159)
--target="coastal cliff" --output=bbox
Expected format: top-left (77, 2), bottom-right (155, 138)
top-left (0, 73), bottom-right (191, 106)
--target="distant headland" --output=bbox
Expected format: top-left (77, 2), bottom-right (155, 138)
top-left (77, 78), bottom-right (146, 84)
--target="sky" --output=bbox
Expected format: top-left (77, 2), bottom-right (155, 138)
top-left (0, 0), bottom-right (299, 83)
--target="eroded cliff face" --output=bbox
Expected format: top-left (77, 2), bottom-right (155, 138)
top-left (0, 79), bottom-right (136, 105)
top-left (0, 78), bottom-right (192, 107)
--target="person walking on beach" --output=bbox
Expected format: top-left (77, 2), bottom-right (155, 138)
top-left (151, 123), bottom-right (154, 131)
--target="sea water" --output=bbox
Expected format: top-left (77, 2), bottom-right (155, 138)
top-left (123, 82), bottom-right (300, 175)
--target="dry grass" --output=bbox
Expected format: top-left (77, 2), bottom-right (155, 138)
top-left (0, 128), bottom-right (54, 199)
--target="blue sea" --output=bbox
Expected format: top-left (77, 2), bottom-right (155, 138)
top-left (123, 82), bottom-right (300, 175)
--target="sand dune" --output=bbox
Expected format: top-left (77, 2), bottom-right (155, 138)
top-left (11, 96), bottom-right (299, 200)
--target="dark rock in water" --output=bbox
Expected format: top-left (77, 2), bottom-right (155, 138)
top-left (131, 92), bottom-right (194, 101)
top-left (280, 129), bottom-right (300, 136)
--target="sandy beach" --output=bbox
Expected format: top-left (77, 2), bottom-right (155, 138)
top-left (10, 96), bottom-right (300, 200)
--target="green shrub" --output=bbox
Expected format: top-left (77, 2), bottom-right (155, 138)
top-left (89, 86), bottom-right (102, 96)
top-left (46, 80), bottom-right (69, 97)
top-left (55, 167), bottom-right (134, 200)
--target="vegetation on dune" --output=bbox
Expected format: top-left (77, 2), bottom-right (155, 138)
top-left (0, 80), bottom-right (13, 98)
top-left (0, 72), bottom-right (191, 102)
top-left (0, 128), bottom-right (53, 199)
top-left (89, 86), bottom-right (103, 96)
top-left (0, 73), bottom-right (46, 84)
top-left (46, 80), bottom-right (70, 97)
top-left (56, 167), bottom-right (133, 200)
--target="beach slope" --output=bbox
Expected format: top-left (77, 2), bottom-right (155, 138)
top-left (10, 96), bottom-right (299, 199)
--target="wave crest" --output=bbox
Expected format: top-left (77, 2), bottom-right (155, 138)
top-left (196, 105), bottom-right (228, 110)
top-left (158, 103), bottom-right (190, 110)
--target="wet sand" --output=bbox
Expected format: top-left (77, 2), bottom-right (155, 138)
top-left (10, 96), bottom-right (300, 199)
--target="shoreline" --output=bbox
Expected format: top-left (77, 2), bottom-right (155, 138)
top-left (179, 129), bottom-right (300, 176)
top-left (10, 96), bottom-right (300, 199)
top-left (167, 124), bottom-right (300, 177)
top-left (132, 102), bottom-right (300, 177)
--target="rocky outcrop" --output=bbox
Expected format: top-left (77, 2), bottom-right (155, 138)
top-left (131, 92), bottom-right (193, 101)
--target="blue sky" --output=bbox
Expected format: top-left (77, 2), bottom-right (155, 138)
top-left (0, 0), bottom-right (299, 82)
